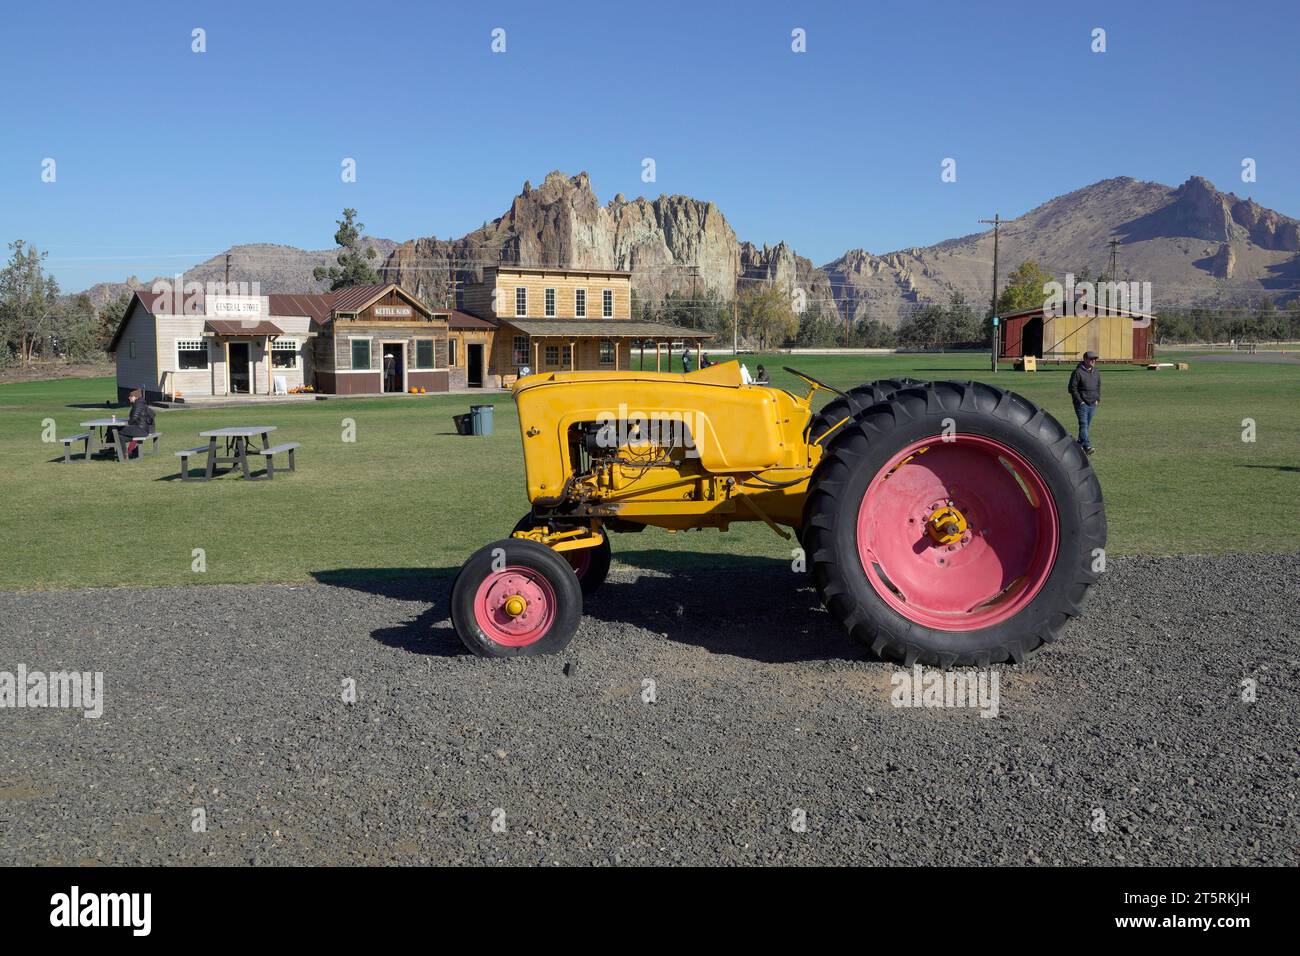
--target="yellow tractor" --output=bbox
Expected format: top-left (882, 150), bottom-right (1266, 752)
top-left (450, 362), bottom-right (1106, 665)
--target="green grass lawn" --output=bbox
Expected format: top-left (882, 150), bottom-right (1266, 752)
top-left (1, 352), bottom-right (1295, 590)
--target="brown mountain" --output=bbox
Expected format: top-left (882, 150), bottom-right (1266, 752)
top-left (75, 173), bottom-right (1300, 325)
top-left (77, 239), bottom-right (399, 311)
top-left (823, 176), bottom-right (1300, 323)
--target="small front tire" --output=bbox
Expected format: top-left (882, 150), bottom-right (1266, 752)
top-left (451, 538), bottom-right (583, 657)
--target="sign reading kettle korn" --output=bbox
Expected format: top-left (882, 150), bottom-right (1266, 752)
top-left (374, 305), bottom-right (413, 317)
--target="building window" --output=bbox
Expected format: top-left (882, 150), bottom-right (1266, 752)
top-left (271, 339), bottom-right (298, 369)
top-left (448, 337), bottom-right (458, 367)
top-left (603, 289), bottom-right (614, 317)
top-left (512, 335), bottom-right (529, 366)
top-left (545, 288), bottom-right (556, 317)
top-left (177, 339), bottom-right (208, 370)
top-left (351, 338), bottom-right (371, 370)
top-left (545, 344), bottom-right (559, 366)
top-left (599, 339), bottom-right (615, 365)
top-left (575, 288), bottom-right (586, 317)
top-left (562, 344), bottom-right (572, 366)
top-left (515, 287), bottom-right (527, 317)
top-left (415, 339), bottom-right (435, 369)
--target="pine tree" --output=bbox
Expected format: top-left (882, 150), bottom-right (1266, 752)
top-left (313, 209), bottom-right (380, 290)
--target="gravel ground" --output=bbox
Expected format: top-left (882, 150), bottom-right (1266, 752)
top-left (0, 554), bottom-right (1295, 866)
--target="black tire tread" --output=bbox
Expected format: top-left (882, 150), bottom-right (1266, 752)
top-left (802, 380), bottom-right (1106, 666)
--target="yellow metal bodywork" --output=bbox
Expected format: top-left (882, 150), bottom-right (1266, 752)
top-left (511, 361), bottom-right (820, 534)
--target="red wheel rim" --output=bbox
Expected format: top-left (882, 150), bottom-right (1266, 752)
top-left (566, 548), bottom-right (591, 579)
top-left (472, 566), bottom-right (557, 647)
top-left (855, 434), bottom-right (1059, 631)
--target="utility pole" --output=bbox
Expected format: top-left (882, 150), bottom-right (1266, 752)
top-left (979, 213), bottom-right (1010, 372)
top-left (225, 252), bottom-right (231, 290)
top-left (732, 296), bottom-right (738, 355)
top-left (446, 270), bottom-right (460, 309)
top-left (1107, 238), bottom-right (1121, 281)
top-left (690, 265), bottom-right (698, 329)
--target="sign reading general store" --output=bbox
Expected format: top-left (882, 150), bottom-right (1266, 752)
top-left (210, 295), bottom-right (263, 317)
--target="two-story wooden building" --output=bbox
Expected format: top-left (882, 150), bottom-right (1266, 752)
top-left (459, 265), bottom-right (711, 386)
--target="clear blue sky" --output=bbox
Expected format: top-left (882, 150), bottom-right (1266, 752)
top-left (3, 0), bottom-right (1297, 291)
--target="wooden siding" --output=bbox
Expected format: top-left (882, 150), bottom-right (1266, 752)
top-left (326, 325), bottom-right (447, 373)
top-left (463, 269), bottom-right (632, 321)
top-left (448, 329), bottom-right (495, 389)
top-left (114, 304), bottom-right (158, 393)
top-left (152, 312), bottom-right (313, 397)
top-left (487, 324), bottom-right (640, 383)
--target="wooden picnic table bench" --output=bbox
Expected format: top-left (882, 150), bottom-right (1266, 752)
top-left (112, 431), bottom-right (163, 462)
top-left (243, 442), bottom-right (300, 480)
top-left (58, 433), bottom-right (92, 463)
top-left (174, 445), bottom-right (214, 481)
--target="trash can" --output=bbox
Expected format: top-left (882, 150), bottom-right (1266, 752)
top-left (469, 404), bottom-right (494, 437)
top-left (452, 413), bottom-right (471, 436)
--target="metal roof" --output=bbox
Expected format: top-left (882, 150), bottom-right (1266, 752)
top-left (502, 319), bottom-right (713, 339)
top-left (329, 283), bottom-right (391, 313)
top-left (486, 264), bottom-right (633, 279)
top-left (204, 320), bottom-right (285, 336)
top-left (1000, 303), bottom-right (1156, 321)
top-left (441, 310), bottom-right (497, 330)
top-left (267, 293), bottom-right (334, 322)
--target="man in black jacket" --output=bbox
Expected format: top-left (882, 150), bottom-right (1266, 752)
top-left (1068, 350), bottom-right (1101, 454)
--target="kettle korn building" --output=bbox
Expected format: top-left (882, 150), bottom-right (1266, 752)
top-left (109, 283), bottom-right (450, 400)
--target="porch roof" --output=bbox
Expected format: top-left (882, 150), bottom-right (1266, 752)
top-left (204, 320), bottom-right (284, 336)
top-left (504, 319), bottom-right (712, 339)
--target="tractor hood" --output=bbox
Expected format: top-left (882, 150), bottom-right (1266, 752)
top-left (512, 361), bottom-right (812, 499)
top-left (512, 359), bottom-right (749, 394)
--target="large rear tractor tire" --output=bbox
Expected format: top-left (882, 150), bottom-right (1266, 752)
top-left (512, 515), bottom-right (612, 596)
top-left (807, 378), bottom-right (920, 444)
top-left (802, 380), bottom-right (1105, 667)
top-left (451, 538), bottom-right (583, 657)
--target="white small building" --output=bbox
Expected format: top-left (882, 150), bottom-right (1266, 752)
top-left (109, 290), bottom-right (316, 401)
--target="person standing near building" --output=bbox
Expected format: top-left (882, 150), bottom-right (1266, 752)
top-left (384, 351), bottom-right (397, 392)
top-left (681, 348), bottom-right (692, 373)
top-left (1068, 349), bottom-right (1101, 454)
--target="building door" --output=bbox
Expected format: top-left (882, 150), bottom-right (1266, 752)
top-left (382, 343), bottom-right (405, 393)
top-left (228, 342), bottom-right (251, 393)
top-left (467, 343), bottom-right (483, 388)
top-left (1023, 317), bottom-right (1044, 358)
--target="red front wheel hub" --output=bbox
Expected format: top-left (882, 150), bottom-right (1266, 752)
top-left (472, 566), bottom-right (557, 647)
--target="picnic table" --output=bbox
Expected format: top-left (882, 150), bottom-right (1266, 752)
top-left (78, 417), bottom-right (162, 461)
top-left (79, 417), bottom-right (125, 457)
top-left (199, 426), bottom-right (276, 479)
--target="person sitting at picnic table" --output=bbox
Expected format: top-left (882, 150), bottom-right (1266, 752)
top-left (754, 364), bottom-right (771, 385)
top-left (700, 352), bottom-right (714, 368)
top-left (110, 388), bottom-right (157, 459)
